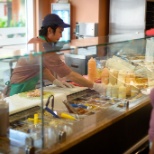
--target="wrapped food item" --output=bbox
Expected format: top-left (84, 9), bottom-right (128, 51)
top-left (106, 56), bottom-right (135, 72)
top-left (134, 65), bottom-right (149, 78)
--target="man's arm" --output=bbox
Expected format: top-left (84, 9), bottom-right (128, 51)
top-left (65, 71), bottom-right (93, 88)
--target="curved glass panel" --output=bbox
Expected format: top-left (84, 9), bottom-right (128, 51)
top-left (0, 34), bottom-right (154, 153)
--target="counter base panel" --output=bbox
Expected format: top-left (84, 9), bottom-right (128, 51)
top-left (61, 103), bottom-right (152, 154)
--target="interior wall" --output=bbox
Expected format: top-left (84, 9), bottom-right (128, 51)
top-left (36, 0), bottom-right (109, 38)
top-left (97, 0), bottom-right (110, 56)
top-left (34, 0), bottom-right (52, 36)
top-left (99, 0), bottom-right (110, 36)
top-left (70, 0), bottom-right (99, 39)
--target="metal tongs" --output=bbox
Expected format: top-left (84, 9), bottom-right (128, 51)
top-left (44, 94), bottom-right (60, 118)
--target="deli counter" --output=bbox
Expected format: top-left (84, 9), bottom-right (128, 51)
top-left (0, 34), bottom-right (153, 154)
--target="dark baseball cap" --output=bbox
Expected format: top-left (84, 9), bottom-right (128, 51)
top-left (42, 13), bottom-right (70, 28)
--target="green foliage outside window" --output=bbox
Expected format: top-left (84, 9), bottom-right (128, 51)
top-left (0, 0), bottom-right (25, 28)
top-left (0, 18), bottom-right (25, 28)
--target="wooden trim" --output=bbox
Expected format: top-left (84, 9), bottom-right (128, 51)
top-left (98, 0), bottom-right (110, 36)
top-left (123, 135), bottom-right (149, 154)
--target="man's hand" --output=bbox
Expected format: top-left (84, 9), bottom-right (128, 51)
top-left (93, 83), bottom-right (106, 95)
top-left (53, 79), bottom-right (75, 88)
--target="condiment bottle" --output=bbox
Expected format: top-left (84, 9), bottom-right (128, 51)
top-left (125, 72), bottom-right (135, 85)
top-left (117, 70), bottom-right (126, 86)
top-left (126, 85), bottom-right (131, 97)
top-left (101, 67), bottom-right (109, 85)
top-left (0, 93), bottom-right (9, 137)
top-left (106, 83), bottom-right (112, 97)
top-left (109, 69), bottom-right (118, 85)
top-left (88, 57), bottom-right (97, 82)
top-left (125, 72), bottom-right (135, 97)
top-left (96, 67), bottom-right (102, 80)
top-left (111, 84), bottom-right (119, 98)
top-left (131, 85), bottom-right (139, 97)
top-left (118, 85), bottom-right (126, 99)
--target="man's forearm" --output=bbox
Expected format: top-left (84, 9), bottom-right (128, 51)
top-left (66, 71), bottom-right (93, 88)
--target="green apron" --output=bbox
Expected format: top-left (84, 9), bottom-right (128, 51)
top-left (9, 75), bottom-right (39, 96)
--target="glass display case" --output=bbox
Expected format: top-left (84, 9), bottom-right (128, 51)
top-left (0, 33), bottom-right (153, 153)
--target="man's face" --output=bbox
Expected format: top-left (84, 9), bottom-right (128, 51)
top-left (48, 27), bottom-right (64, 43)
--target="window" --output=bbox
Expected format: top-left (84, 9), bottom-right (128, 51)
top-left (0, 0), bottom-right (34, 46)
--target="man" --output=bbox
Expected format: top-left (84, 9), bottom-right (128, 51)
top-left (5, 14), bottom-right (105, 96)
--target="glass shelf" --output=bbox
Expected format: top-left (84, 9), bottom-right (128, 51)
top-left (0, 33), bottom-right (150, 59)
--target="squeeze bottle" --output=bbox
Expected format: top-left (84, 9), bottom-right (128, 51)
top-left (118, 85), bottom-right (126, 99)
top-left (101, 67), bottom-right (109, 85)
top-left (88, 57), bottom-right (97, 82)
top-left (0, 93), bottom-right (9, 137)
top-left (109, 69), bottom-right (118, 85)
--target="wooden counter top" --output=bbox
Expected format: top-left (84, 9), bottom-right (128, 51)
top-left (40, 94), bottom-right (151, 154)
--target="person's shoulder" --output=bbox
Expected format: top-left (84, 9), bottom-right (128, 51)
top-left (28, 37), bottom-right (46, 44)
